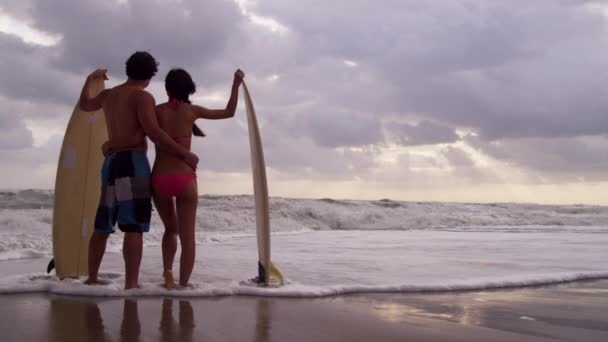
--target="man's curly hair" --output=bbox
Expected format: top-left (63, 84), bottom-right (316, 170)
top-left (125, 51), bottom-right (158, 80)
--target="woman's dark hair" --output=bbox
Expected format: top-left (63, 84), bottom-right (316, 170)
top-left (125, 51), bottom-right (158, 80)
top-left (165, 68), bottom-right (205, 137)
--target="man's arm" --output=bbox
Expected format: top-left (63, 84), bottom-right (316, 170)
top-left (193, 69), bottom-right (244, 119)
top-left (79, 69), bottom-right (109, 112)
top-left (134, 90), bottom-right (199, 169)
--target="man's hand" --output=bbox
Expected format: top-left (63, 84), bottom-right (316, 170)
top-left (80, 69), bottom-right (109, 111)
top-left (88, 69), bottom-right (109, 80)
top-left (233, 69), bottom-right (245, 85)
top-left (183, 152), bottom-right (199, 170)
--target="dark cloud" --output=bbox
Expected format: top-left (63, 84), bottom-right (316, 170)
top-left (193, 113), bottom-right (377, 179)
top-left (0, 1), bottom-right (33, 19)
top-left (26, 0), bottom-right (244, 77)
top-left (1, 0), bottom-right (246, 100)
top-left (0, 111), bottom-right (33, 150)
top-left (386, 120), bottom-right (458, 146)
top-left (263, 135), bottom-right (378, 179)
top-left (283, 109), bottom-right (382, 148)
top-left (0, 33), bottom-right (76, 105)
top-left (466, 134), bottom-right (608, 181)
top-left (441, 146), bottom-right (475, 167)
top-left (251, 0), bottom-right (608, 141)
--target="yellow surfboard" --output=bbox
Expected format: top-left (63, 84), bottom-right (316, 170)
top-left (51, 78), bottom-right (107, 278)
top-left (242, 81), bottom-right (284, 286)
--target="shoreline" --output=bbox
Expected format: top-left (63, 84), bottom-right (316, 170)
top-left (2, 249), bottom-right (608, 299)
top-left (2, 269), bottom-right (608, 299)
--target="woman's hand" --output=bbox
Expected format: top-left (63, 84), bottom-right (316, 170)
top-left (233, 69), bottom-right (245, 85)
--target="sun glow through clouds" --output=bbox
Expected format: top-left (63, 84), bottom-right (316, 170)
top-left (234, 0), bottom-right (288, 34)
top-left (0, 10), bottom-right (61, 46)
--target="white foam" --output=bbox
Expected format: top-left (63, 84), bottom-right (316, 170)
top-left (0, 231), bottom-right (606, 298)
top-left (0, 249), bottom-right (47, 261)
top-left (1, 271), bottom-right (607, 298)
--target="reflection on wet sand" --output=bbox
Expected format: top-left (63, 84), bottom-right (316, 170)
top-left (49, 297), bottom-right (111, 342)
top-left (254, 299), bottom-right (270, 342)
top-left (9, 282), bottom-right (608, 342)
top-left (159, 299), bottom-right (195, 342)
top-left (85, 300), bottom-right (112, 342)
top-left (120, 300), bottom-right (141, 342)
top-left (47, 296), bottom-right (273, 342)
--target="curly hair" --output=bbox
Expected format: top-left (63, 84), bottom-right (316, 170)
top-left (125, 51), bottom-right (159, 80)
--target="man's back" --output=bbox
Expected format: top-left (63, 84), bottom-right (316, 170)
top-left (102, 84), bottom-right (147, 150)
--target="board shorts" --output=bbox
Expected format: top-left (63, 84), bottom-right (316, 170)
top-left (94, 150), bottom-right (152, 233)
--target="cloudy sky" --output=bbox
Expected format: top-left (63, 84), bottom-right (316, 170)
top-left (1, 0), bottom-right (608, 204)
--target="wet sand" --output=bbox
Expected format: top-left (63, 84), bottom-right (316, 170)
top-left (1, 280), bottom-right (607, 341)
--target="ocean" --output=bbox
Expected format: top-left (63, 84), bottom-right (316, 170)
top-left (0, 189), bottom-right (607, 297)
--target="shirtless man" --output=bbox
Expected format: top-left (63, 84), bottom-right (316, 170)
top-left (78, 51), bottom-right (198, 289)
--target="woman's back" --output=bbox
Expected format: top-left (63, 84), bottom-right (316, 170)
top-left (153, 102), bottom-right (195, 174)
top-left (152, 67), bottom-right (243, 288)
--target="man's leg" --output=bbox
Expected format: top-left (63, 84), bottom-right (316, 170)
top-left (123, 232), bottom-right (143, 289)
top-left (120, 299), bottom-right (141, 340)
top-left (118, 150), bottom-right (151, 290)
top-left (86, 231), bottom-right (110, 284)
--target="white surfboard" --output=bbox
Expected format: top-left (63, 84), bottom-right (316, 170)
top-left (50, 78), bottom-right (107, 278)
top-left (242, 81), bottom-right (284, 286)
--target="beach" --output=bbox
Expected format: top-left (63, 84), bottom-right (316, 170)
top-left (1, 280), bottom-right (607, 341)
top-left (1, 191), bottom-right (608, 340)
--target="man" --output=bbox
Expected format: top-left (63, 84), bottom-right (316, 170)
top-left (78, 51), bottom-right (198, 289)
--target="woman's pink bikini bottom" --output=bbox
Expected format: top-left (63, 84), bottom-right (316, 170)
top-left (152, 173), bottom-right (197, 198)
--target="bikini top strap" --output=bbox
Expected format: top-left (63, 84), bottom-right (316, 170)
top-left (169, 97), bottom-right (181, 109)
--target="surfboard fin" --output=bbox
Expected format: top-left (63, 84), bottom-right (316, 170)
top-left (269, 262), bottom-right (285, 286)
top-left (46, 258), bottom-right (55, 274)
top-left (257, 261), bottom-right (266, 284)
top-left (255, 261), bottom-right (285, 286)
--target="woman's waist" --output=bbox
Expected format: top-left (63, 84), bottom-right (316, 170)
top-left (152, 158), bottom-right (195, 174)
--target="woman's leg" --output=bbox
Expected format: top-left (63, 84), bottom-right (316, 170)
top-left (153, 192), bottom-right (178, 289)
top-left (175, 179), bottom-right (198, 287)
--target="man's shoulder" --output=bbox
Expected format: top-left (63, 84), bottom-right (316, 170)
top-left (109, 85), bottom-right (152, 98)
top-left (129, 88), bottom-right (154, 103)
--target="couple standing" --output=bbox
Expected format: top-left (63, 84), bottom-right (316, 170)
top-left (78, 51), bottom-right (244, 289)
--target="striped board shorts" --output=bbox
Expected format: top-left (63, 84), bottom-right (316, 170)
top-left (94, 150), bottom-right (152, 233)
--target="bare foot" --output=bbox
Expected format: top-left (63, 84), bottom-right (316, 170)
top-left (84, 278), bottom-right (112, 286)
top-left (164, 270), bottom-right (176, 290)
top-left (125, 283), bottom-right (141, 290)
top-left (177, 283), bottom-right (194, 290)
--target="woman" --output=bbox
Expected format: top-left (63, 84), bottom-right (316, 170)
top-left (153, 68), bottom-right (244, 288)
